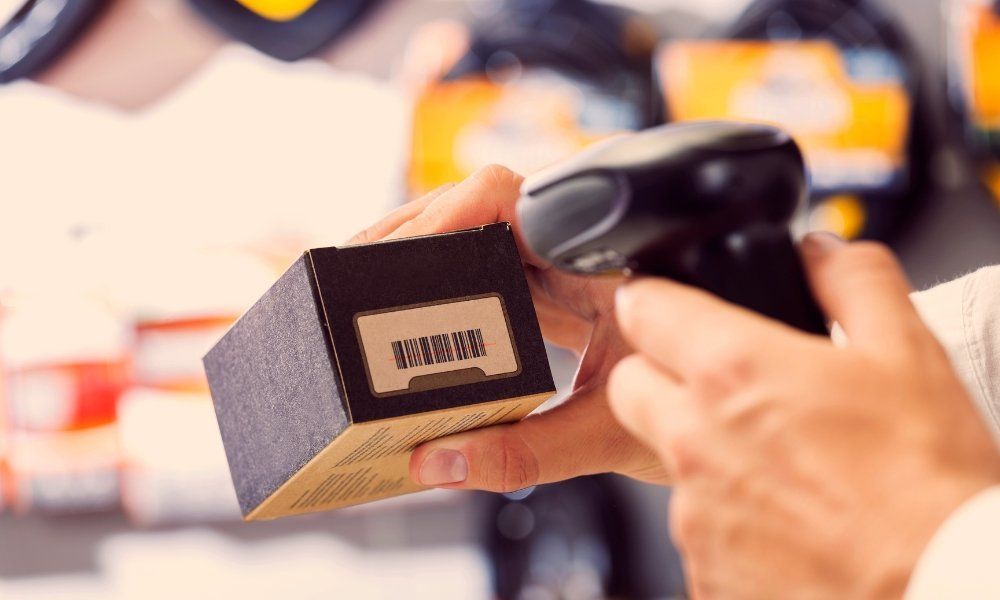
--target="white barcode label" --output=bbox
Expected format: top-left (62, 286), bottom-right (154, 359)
top-left (355, 295), bottom-right (519, 396)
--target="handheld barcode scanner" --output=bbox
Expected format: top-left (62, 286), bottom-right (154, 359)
top-left (516, 121), bottom-right (828, 334)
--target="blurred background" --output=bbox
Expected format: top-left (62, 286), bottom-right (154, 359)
top-left (0, 0), bottom-right (998, 598)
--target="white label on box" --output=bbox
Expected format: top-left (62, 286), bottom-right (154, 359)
top-left (354, 295), bottom-right (520, 396)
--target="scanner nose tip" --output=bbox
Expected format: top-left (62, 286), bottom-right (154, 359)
top-left (517, 172), bottom-right (624, 264)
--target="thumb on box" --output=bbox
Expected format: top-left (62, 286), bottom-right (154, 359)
top-left (409, 385), bottom-right (669, 493)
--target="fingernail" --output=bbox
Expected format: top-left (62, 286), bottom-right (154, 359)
top-left (418, 450), bottom-right (468, 486)
top-left (804, 231), bottom-right (846, 255)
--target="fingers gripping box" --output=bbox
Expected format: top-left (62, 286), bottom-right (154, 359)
top-left (203, 224), bottom-right (555, 520)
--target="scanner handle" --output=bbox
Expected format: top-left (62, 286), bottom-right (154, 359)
top-left (634, 227), bottom-right (829, 335)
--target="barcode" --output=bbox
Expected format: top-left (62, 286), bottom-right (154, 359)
top-left (390, 328), bottom-right (486, 370)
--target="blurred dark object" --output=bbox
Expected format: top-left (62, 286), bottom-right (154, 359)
top-left (446, 0), bottom-right (658, 123)
top-left (481, 475), bottom-right (673, 600)
top-left (407, 0), bottom-right (658, 195)
top-left (658, 0), bottom-right (932, 240)
top-left (0, 0), bottom-right (108, 83)
top-left (187, 0), bottom-right (383, 61)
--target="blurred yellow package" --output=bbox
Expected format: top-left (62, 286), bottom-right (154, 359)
top-left (235, 0), bottom-right (317, 21)
top-left (408, 75), bottom-right (628, 196)
top-left (658, 39), bottom-right (914, 239)
top-left (660, 40), bottom-right (911, 192)
top-left (952, 1), bottom-right (1000, 130)
top-left (949, 0), bottom-right (1000, 205)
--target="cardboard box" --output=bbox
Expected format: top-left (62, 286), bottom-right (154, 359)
top-left (204, 223), bottom-right (555, 521)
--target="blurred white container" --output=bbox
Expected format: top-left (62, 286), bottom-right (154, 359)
top-left (1, 292), bottom-right (129, 432)
top-left (7, 423), bottom-right (121, 514)
top-left (118, 387), bottom-right (240, 525)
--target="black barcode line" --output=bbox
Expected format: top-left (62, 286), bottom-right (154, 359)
top-left (391, 328), bottom-right (486, 370)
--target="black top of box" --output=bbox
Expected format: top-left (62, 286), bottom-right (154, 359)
top-left (311, 223), bottom-right (553, 422)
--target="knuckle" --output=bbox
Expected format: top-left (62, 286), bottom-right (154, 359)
top-left (482, 430), bottom-right (540, 493)
top-left (475, 163), bottom-right (522, 191)
top-left (691, 342), bottom-right (756, 394)
top-left (667, 433), bottom-right (702, 479)
top-left (353, 226), bottom-right (377, 244)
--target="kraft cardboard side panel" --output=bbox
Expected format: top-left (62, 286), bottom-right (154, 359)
top-left (246, 392), bottom-right (552, 520)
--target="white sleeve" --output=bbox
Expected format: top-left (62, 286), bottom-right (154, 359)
top-left (905, 266), bottom-right (1000, 598)
top-left (911, 266), bottom-right (1000, 438)
top-left (906, 486), bottom-right (1000, 599)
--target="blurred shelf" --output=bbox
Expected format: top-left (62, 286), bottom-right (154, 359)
top-left (0, 489), bottom-right (477, 579)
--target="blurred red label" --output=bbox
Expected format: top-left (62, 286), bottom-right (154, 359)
top-left (6, 361), bottom-right (128, 432)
